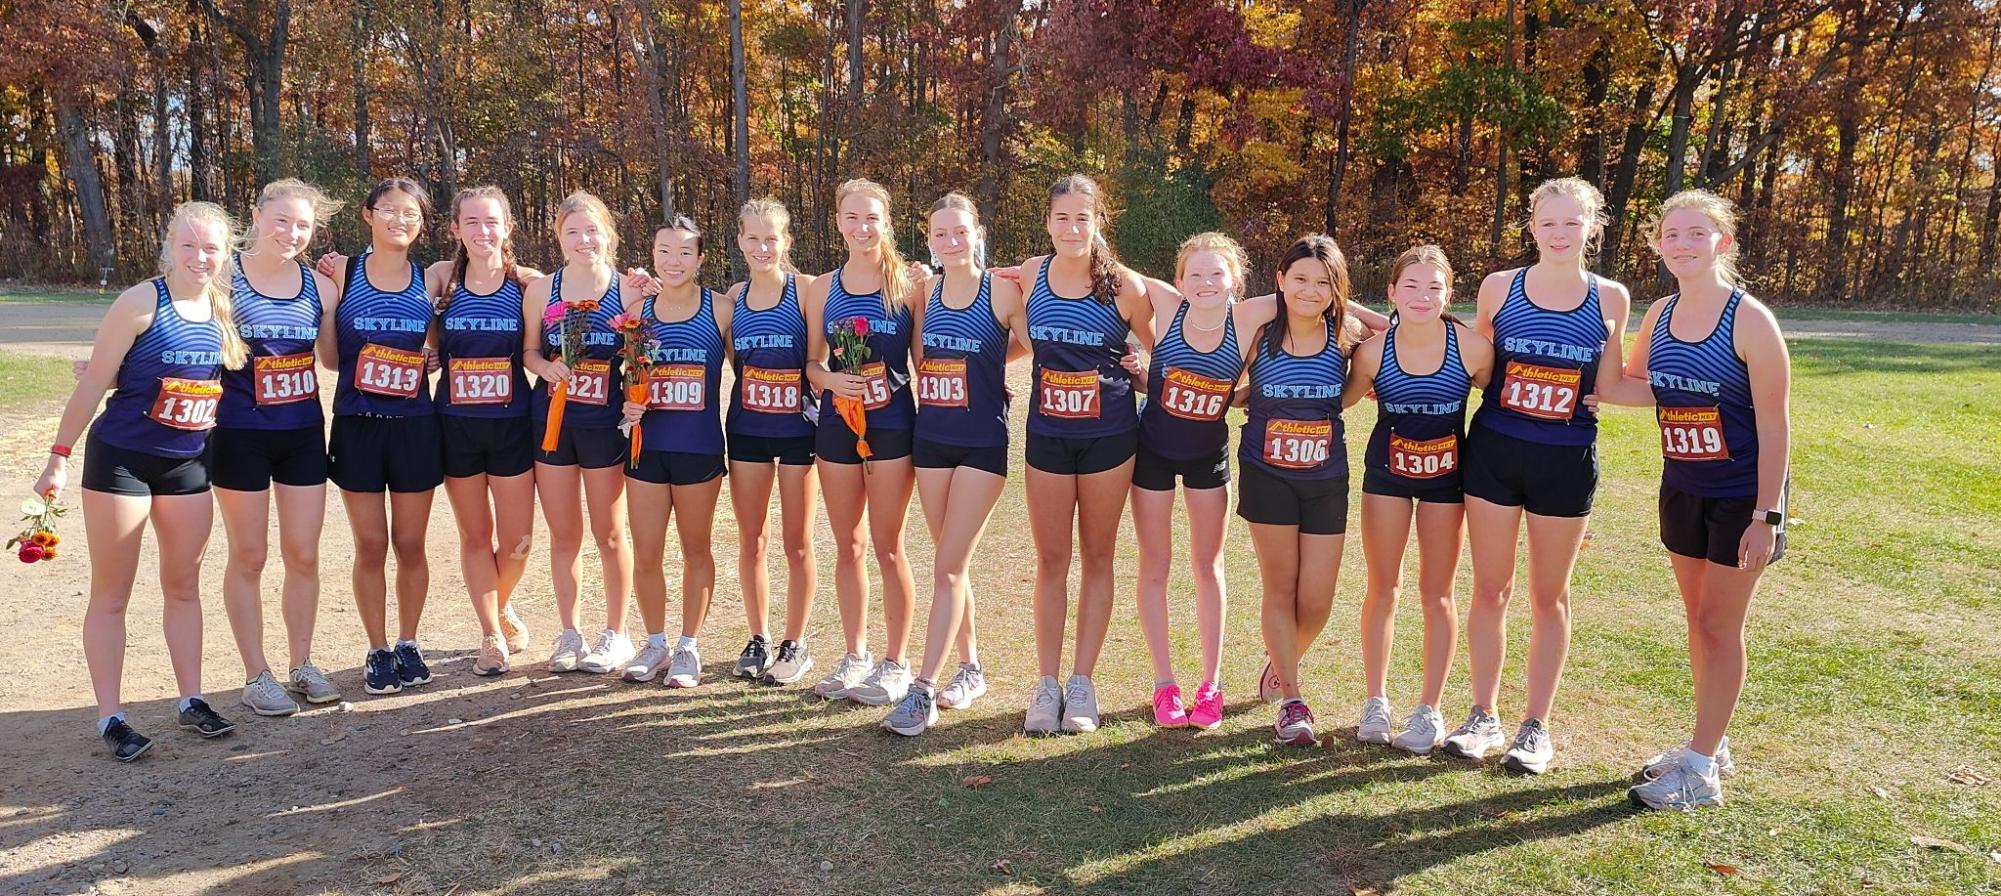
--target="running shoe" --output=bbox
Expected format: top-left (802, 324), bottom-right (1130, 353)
top-left (761, 638), bottom-right (812, 685)
top-left (935, 662), bottom-right (987, 710)
top-left (177, 698), bottom-right (238, 738)
top-left (1188, 680), bottom-right (1224, 730)
top-left (286, 662), bottom-right (342, 704)
top-left (1440, 708), bottom-right (1505, 760)
top-left (546, 629), bottom-right (586, 673)
top-left (1152, 683), bottom-right (1190, 728)
top-left (394, 642), bottom-right (433, 686)
top-left (239, 669), bottom-right (299, 717)
top-left (101, 719), bottom-right (152, 762)
top-left (578, 629), bottom-right (635, 674)
top-left (1356, 696), bottom-right (1394, 745)
top-left (623, 640), bottom-right (671, 682)
top-left (1023, 677), bottom-right (1063, 736)
top-left (1637, 736), bottom-right (1736, 783)
top-left (1500, 718), bottom-right (1554, 775)
top-left (881, 687), bottom-right (938, 737)
top-left (1275, 699), bottom-right (1317, 746)
top-left (1060, 675), bottom-right (1101, 733)
top-left (812, 651), bottom-right (873, 700)
top-left (473, 635), bottom-right (510, 677)
top-left (499, 605), bottom-right (531, 655)
top-left (665, 645), bottom-right (702, 688)
top-left (364, 648), bottom-right (402, 695)
top-left (1628, 756), bottom-right (1724, 811)
top-left (734, 635), bottom-right (772, 680)
top-left (1391, 704), bottom-right (1447, 755)
top-left (847, 658), bottom-right (911, 706)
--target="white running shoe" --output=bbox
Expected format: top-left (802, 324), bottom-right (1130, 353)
top-left (936, 662), bottom-right (988, 710)
top-left (1060, 675), bottom-right (1101, 733)
top-left (578, 629), bottom-right (636, 674)
top-left (1356, 696), bottom-right (1395, 745)
top-left (846, 658), bottom-right (912, 706)
top-left (812, 651), bottom-right (873, 700)
top-left (1628, 755), bottom-right (1724, 811)
top-left (240, 670), bottom-right (300, 717)
top-left (623, 641), bottom-right (671, 682)
top-left (665, 645), bottom-right (702, 688)
top-left (1440, 708), bottom-right (1506, 760)
top-left (1023, 676), bottom-right (1064, 735)
top-left (546, 629), bottom-right (587, 673)
top-left (1391, 704), bottom-right (1447, 755)
top-left (1639, 736), bottom-right (1736, 782)
top-left (1500, 719), bottom-right (1554, 775)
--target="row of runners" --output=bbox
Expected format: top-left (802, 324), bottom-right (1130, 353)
top-left (36, 172), bottom-right (1788, 812)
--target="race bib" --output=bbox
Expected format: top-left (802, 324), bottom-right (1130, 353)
top-left (1658, 405), bottom-right (1730, 461)
top-left (1388, 433), bottom-right (1458, 480)
top-left (916, 357), bottom-right (968, 409)
top-left (252, 353), bottom-right (317, 406)
top-left (1158, 367), bottom-right (1232, 422)
top-left (569, 358), bottom-right (611, 406)
top-left (856, 361), bottom-right (892, 411)
top-left (646, 363), bottom-right (706, 411)
top-left (1037, 369), bottom-right (1100, 420)
top-left (741, 366), bottom-right (803, 414)
top-left (447, 356), bottom-right (513, 406)
top-left (1263, 418), bottom-right (1332, 470)
top-left (148, 377), bottom-right (222, 431)
top-left (355, 343), bottom-right (424, 399)
top-left (1498, 360), bottom-right (1582, 422)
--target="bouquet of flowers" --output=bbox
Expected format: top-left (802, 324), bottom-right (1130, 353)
top-left (9, 494), bottom-right (65, 564)
top-left (610, 311), bottom-right (656, 466)
top-left (539, 296), bottom-right (601, 453)
top-left (829, 316), bottom-right (873, 463)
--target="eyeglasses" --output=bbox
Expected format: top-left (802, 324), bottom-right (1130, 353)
top-left (370, 208), bottom-right (425, 224)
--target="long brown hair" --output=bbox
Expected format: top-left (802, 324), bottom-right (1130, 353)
top-left (1049, 174), bottom-right (1124, 305)
top-left (440, 185), bottom-right (520, 313)
top-left (1260, 233), bottom-right (1356, 359)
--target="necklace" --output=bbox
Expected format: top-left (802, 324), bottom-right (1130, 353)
top-left (1186, 305), bottom-right (1228, 332)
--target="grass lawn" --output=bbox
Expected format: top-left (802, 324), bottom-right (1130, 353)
top-left (0, 284), bottom-right (118, 303)
top-left (0, 350), bottom-right (82, 411)
top-left (385, 337), bottom-right (1996, 895)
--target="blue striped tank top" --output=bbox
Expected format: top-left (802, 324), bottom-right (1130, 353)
top-left (1473, 268), bottom-right (1604, 445)
top-left (94, 278), bottom-right (226, 458)
top-left (1365, 322), bottom-right (1471, 490)
top-left (728, 275), bottom-right (814, 439)
top-left (1026, 260), bottom-right (1136, 438)
top-left (637, 287), bottom-right (726, 456)
top-left (1240, 320), bottom-right (1348, 480)
top-left (1140, 301), bottom-right (1242, 460)
top-left (438, 275), bottom-right (529, 418)
top-left (1649, 290), bottom-right (1758, 498)
top-left (531, 267), bottom-right (627, 430)
top-left (817, 268), bottom-right (915, 431)
top-left (915, 273), bottom-right (1010, 448)
top-left (334, 252), bottom-right (434, 417)
top-left (219, 259), bottom-right (322, 431)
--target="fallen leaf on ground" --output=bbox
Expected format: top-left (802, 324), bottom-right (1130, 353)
top-left (1946, 765), bottom-right (1990, 786)
top-left (1087, 805), bottom-right (1103, 813)
top-left (990, 858), bottom-right (1013, 875)
top-left (1705, 862), bottom-right (1737, 875)
top-left (962, 774), bottom-right (992, 789)
top-left (1347, 884), bottom-right (1379, 896)
top-left (1911, 835), bottom-right (1972, 854)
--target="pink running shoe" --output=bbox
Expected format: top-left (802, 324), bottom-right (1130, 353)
top-left (1152, 683), bottom-right (1190, 728)
top-left (1188, 680), bottom-right (1223, 730)
top-left (1275, 700), bottom-right (1317, 746)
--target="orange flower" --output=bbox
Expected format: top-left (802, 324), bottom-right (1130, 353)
top-left (30, 531), bottom-right (52, 547)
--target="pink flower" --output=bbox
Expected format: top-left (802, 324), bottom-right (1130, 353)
top-left (608, 311), bottom-right (645, 332)
top-left (851, 316), bottom-right (870, 337)
top-left (542, 304), bottom-right (566, 328)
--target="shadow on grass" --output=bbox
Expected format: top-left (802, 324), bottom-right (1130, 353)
top-left (0, 653), bottom-right (1634, 895)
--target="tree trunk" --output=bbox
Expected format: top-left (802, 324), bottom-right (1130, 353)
top-left (1577, 48), bottom-right (1608, 184)
top-left (975, 0), bottom-right (1023, 220)
top-left (846, 0), bottom-right (864, 102)
top-left (1662, 59), bottom-right (1700, 199)
top-left (637, 1), bottom-right (676, 220)
top-left (185, 2), bottom-right (214, 202)
top-left (1327, 0), bottom-right (1362, 237)
top-left (1601, 81), bottom-right (1656, 277)
top-left (730, 0), bottom-right (750, 209)
top-left (56, 94), bottom-right (117, 277)
top-left (352, 0), bottom-right (372, 182)
top-left (198, 0), bottom-right (291, 186)
top-left (1490, 0), bottom-right (1515, 257)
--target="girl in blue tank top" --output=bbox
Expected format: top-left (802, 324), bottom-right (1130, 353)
top-left (1130, 233), bottom-right (1251, 734)
top-left (1452, 177), bottom-right (1636, 776)
top-left (617, 219), bottom-right (733, 688)
top-left (727, 273), bottom-right (814, 438)
top-left (332, 252), bottom-right (435, 417)
top-left (524, 191), bottom-right (639, 679)
top-left (1017, 174), bottom-right (1155, 737)
top-left (432, 186), bottom-right (546, 677)
top-left (1618, 190), bottom-right (1791, 813)
top-left (37, 201), bottom-right (249, 758)
top-left (1339, 245), bottom-right (1495, 756)
top-left (210, 179), bottom-right (346, 714)
top-left (801, 179), bottom-right (922, 707)
top-left (885, 192), bottom-right (1031, 736)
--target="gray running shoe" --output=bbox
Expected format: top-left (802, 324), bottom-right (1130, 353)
top-left (936, 662), bottom-right (987, 710)
top-left (1440, 708), bottom-right (1506, 760)
top-left (285, 662), bottom-right (341, 704)
top-left (1501, 718), bottom-right (1554, 775)
top-left (1023, 676), bottom-right (1064, 735)
top-left (547, 629), bottom-right (587, 673)
top-left (1391, 704), bottom-right (1447, 755)
top-left (1639, 736), bottom-right (1736, 782)
top-left (734, 635), bottom-right (772, 680)
top-left (623, 641), bottom-right (672, 682)
top-left (1060, 675), bottom-right (1100, 733)
top-left (881, 687), bottom-right (938, 737)
top-left (240, 669), bottom-right (300, 717)
top-left (665, 645), bottom-right (702, 688)
top-left (1628, 756), bottom-right (1724, 810)
top-left (812, 651), bottom-right (873, 700)
top-left (761, 638), bottom-right (813, 685)
top-left (846, 658), bottom-right (911, 706)
top-left (1356, 696), bottom-right (1395, 745)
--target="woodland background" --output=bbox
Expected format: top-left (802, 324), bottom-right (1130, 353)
top-left (3, 0), bottom-right (2000, 307)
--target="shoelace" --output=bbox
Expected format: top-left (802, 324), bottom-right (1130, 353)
top-left (1279, 703), bottom-right (1309, 729)
top-left (1065, 682), bottom-right (1092, 707)
top-left (1032, 685), bottom-right (1061, 709)
top-left (774, 642), bottom-right (798, 663)
top-left (1154, 688), bottom-right (1181, 714)
top-left (1516, 725), bottom-right (1547, 753)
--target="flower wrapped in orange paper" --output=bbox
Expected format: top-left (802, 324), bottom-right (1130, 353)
top-left (828, 315), bottom-right (874, 465)
top-left (539, 296), bottom-right (601, 452)
top-left (610, 310), bottom-right (656, 466)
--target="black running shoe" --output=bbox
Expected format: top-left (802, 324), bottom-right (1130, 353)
top-left (364, 648), bottom-right (403, 695)
top-left (733, 635), bottom-right (770, 680)
top-left (394, 642), bottom-right (433, 686)
top-left (101, 719), bottom-right (152, 762)
top-left (177, 698), bottom-right (237, 738)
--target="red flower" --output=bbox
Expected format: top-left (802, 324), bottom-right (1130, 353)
top-left (18, 543), bottom-right (43, 563)
top-left (851, 316), bottom-right (870, 337)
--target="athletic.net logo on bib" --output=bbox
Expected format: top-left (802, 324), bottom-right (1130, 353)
top-left (1159, 367), bottom-right (1231, 421)
top-left (1038, 369), bottom-right (1100, 419)
top-left (448, 357), bottom-right (512, 405)
top-left (1658, 405), bottom-right (1729, 461)
top-left (252, 353), bottom-right (317, 406)
top-left (1498, 360), bottom-right (1581, 421)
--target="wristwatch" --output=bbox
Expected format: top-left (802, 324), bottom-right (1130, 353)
top-left (1751, 509), bottom-right (1783, 526)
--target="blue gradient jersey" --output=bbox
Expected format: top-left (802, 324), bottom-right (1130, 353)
top-left (637, 288), bottom-right (726, 456)
top-left (94, 279), bottom-right (226, 458)
top-left (1026, 261), bottom-right (1136, 438)
top-left (1365, 322), bottom-right (1472, 489)
top-left (1649, 290), bottom-right (1759, 498)
top-left (728, 275), bottom-right (813, 439)
top-left (218, 259), bottom-right (322, 430)
top-left (1139, 302), bottom-right (1241, 459)
top-left (817, 268), bottom-right (915, 431)
top-left (333, 252), bottom-right (434, 417)
top-left (1472, 268), bottom-right (1605, 445)
top-left (915, 273), bottom-right (1010, 448)
top-left (530, 268), bottom-right (627, 430)
top-left (1240, 320), bottom-right (1348, 481)
top-left (438, 275), bottom-right (529, 419)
